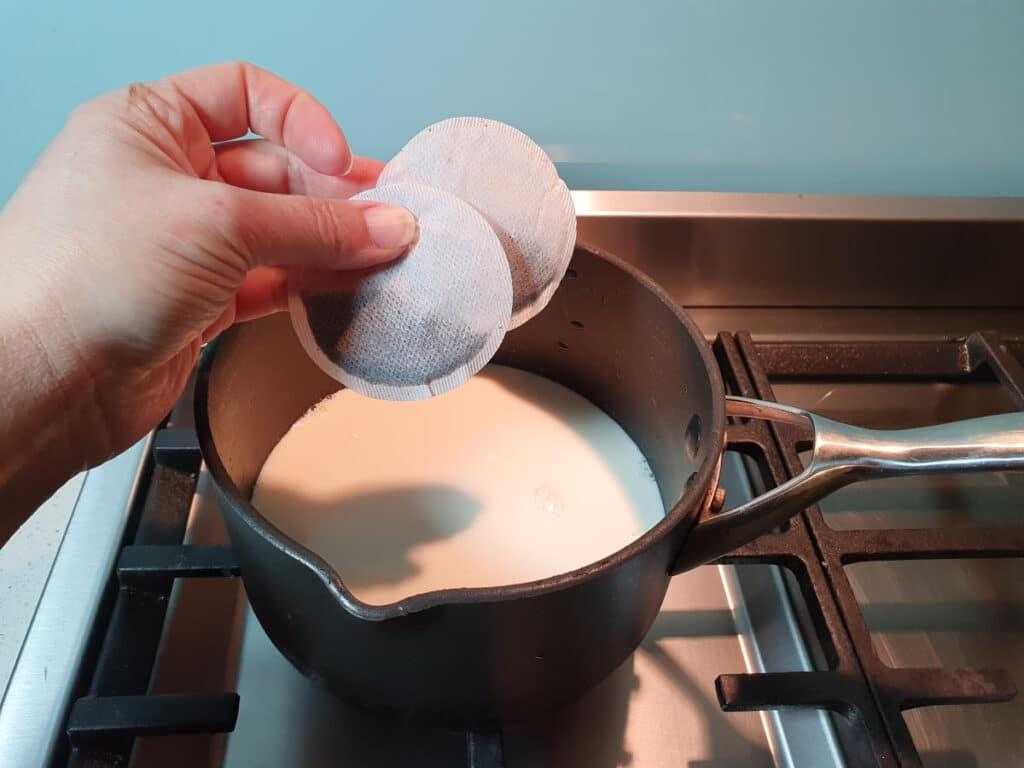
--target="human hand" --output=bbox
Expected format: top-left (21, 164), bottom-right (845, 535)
top-left (0, 62), bottom-right (416, 523)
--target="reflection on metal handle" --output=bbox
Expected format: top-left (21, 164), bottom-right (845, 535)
top-left (672, 396), bottom-right (1024, 574)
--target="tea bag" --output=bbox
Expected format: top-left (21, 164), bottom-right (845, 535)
top-left (380, 117), bottom-right (576, 328)
top-left (288, 181), bottom-right (513, 401)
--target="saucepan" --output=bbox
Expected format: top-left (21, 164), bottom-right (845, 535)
top-left (195, 244), bottom-right (1024, 728)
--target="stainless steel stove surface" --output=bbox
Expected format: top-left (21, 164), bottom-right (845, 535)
top-left (2, 192), bottom-right (1022, 768)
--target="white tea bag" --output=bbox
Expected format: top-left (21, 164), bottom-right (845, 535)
top-left (380, 117), bottom-right (576, 328)
top-left (288, 181), bottom-right (513, 401)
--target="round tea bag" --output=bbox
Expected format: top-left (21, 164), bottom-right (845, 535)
top-left (288, 181), bottom-right (513, 401)
top-left (379, 117), bottom-right (576, 328)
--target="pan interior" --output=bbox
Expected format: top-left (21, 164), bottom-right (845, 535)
top-left (249, 363), bottom-right (667, 604)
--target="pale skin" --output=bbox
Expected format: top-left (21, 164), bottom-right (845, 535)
top-left (0, 62), bottom-right (417, 545)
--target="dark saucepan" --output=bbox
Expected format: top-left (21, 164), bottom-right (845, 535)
top-left (195, 244), bottom-right (1024, 728)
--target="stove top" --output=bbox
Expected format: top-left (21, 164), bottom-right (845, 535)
top-left (2, 191), bottom-right (1022, 768)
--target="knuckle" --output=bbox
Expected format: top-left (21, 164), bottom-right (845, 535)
top-left (126, 80), bottom-right (155, 104)
top-left (305, 197), bottom-right (353, 255)
top-left (196, 189), bottom-right (251, 266)
top-left (64, 79), bottom-right (180, 134)
top-left (124, 81), bottom-right (163, 117)
top-left (120, 81), bottom-right (187, 139)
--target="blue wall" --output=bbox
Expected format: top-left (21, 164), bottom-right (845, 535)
top-left (2, 1), bottom-right (1022, 201)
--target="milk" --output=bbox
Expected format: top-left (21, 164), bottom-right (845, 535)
top-left (252, 365), bottom-right (664, 605)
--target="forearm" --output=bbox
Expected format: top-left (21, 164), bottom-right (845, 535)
top-left (0, 303), bottom-right (92, 546)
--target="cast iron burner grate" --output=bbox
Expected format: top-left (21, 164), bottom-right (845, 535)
top-left (58, 430), bottom-right (240, 768)
top-left (713, 331), bottom-right (1023, 768)
top-left (56, 332), bottom-right (1024, 768)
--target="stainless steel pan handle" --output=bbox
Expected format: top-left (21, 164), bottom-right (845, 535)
top-left (672, 396), bottom-right (1024, 573)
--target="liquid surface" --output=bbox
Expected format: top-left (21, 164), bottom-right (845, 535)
top-left (252, 366), bottom-right (664, 605)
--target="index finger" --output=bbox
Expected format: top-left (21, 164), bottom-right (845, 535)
top-left (161, 61), bottom-right (352, 176)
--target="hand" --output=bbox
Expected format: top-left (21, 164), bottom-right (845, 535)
top-left (0, 62), bottom-right (417, 533)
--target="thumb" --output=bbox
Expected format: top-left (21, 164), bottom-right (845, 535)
top-left (220, 187), bottom-right (419, 270)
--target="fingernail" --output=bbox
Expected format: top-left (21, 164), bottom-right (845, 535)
top-left (363, 205), bottom-right (418, 250)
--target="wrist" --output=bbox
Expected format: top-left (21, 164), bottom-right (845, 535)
top-left (0, 298), bottom-right (101, 542)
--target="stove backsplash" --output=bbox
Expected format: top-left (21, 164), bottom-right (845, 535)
top-left (578, 214), bottom-right (1024, 340)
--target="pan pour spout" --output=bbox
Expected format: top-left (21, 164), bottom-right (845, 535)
top-left (673, 397), bottom-right (1024, 573)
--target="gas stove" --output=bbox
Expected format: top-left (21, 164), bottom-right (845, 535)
top-left (2, 192), bottom-right (1022, 768)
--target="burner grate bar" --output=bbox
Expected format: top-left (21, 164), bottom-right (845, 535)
top-left (755, 337), bottom-right (1024, 380)
top-left (117, 544), bottom-right (240, 591)
top-left (717, 671), bottom-right (870, 720)
top-left (880, 667), bottom-right (1017, 710)
top-left (755, 341), bottom-right (972, 378)
top-left (67, 693), bottom-right (239, 749)
top-left (151, 428), bottom-right (202, 474)
top-left (834, 527), bottom-right (1024, 563)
